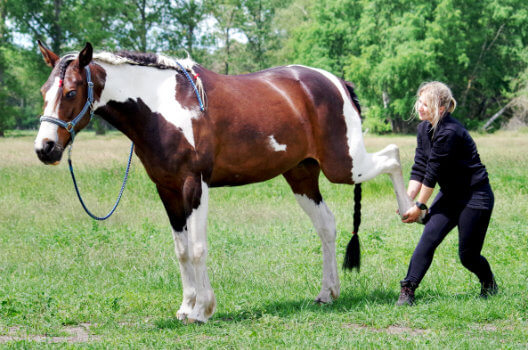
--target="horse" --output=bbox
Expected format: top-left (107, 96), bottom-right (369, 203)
top-left (34, 41), bottom-right (413, 323)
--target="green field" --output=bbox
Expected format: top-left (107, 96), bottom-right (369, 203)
top-left (1, 132), bottom-right (527, 348)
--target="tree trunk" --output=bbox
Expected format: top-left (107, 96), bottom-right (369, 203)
top-left (52, 0), bottom-right (62, 54)
top-left (224, 27), bottom-right (230, 75)
top-left (0, 0), bottom-right (7, 43)
top-left (482, 104), bottom-right (509, 131)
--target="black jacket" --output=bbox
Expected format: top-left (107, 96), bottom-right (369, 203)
top-left (410, 114), bottom-right (489, 195)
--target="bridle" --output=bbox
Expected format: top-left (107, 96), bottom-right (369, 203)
top-left (39, 63), bottom-right (95, 142)
top-left (38, 59), bottom-right (134, 221)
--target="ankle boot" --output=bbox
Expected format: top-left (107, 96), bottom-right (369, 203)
top-left (480, 275), bottom-right (498, 298)
top-left (397, 280), bottom-right (418, 306)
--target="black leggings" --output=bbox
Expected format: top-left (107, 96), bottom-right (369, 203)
top-left (404, 193), bottom-right (494, 286)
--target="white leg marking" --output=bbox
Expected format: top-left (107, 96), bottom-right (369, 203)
top-left (35, 77), bottom-right (61, 150)
top-left (294, 194), bottom-right (340, 303)
top-left (172, 227), bottom-right (197, 321)
top-left (268, 135), bottom-right (287, 152)
top-left (186, 180), bottom-right (216, 323)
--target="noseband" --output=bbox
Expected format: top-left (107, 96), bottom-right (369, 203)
top-left (39, 65), bottom-right (95, 142)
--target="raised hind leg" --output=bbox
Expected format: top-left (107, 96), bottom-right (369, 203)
top-left (283, 159), bottom-right (339, 303)
top-left (346, 142), bottom-right (413, 216)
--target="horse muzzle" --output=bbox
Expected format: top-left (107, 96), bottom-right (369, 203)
top-left (35, 139), bottom-right (64, 165)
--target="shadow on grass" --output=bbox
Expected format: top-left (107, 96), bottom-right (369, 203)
top-left (154, 288), bottom-right (409, 329)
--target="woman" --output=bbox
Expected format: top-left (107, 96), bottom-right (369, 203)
top-left (398, 81), bottom-right (497, 306)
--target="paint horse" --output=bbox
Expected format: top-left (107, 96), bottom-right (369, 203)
top-left (34, 42), bottom-right (413, 323)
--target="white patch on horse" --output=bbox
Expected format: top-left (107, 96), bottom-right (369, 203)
top-left (94, 61), bottom-right (199, 147)
top-left (294, 194), bottom-right (339, 303)
top-left (268, 135), bottom-right (287, 152)
top-left (35, 77), bottom-right (61, 149)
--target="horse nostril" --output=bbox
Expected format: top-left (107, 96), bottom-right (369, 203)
top-left (43, 140), bottom-right (55, 154)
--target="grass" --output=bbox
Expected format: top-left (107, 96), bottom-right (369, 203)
top-left (0, 131), bottom-right (527, 348)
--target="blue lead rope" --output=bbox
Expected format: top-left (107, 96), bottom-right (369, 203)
top-left (176, 61), bottom-right (205, 111)
top-left (68, 141), bottom-right (134, 220)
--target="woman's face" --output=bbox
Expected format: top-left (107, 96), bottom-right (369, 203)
top-left (417, 92), bottom-right (446, 122)
top-left (417, 95), bottom-right (433, 121)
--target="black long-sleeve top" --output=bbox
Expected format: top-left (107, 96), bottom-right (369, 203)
top-left (410, 114), bottom-right (489, 195)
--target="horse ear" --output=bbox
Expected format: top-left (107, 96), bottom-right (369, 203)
top-left (37, 40), bottom-right (59, 68)
top-left (78, 42), bottom-right (93, 68)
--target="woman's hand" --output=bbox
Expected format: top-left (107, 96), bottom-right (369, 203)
top-left (402, 205), bottom-right (422, 223)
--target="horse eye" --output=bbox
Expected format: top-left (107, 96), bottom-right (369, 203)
top-left (66, 90), bottom-right (77, 99)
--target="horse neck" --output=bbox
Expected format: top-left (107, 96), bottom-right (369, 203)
top-left (93, 61), bottom-right (204, 150)
top-left (94, 62), bottom-right (174, 140)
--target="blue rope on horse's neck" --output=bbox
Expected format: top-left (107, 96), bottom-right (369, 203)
top-left (68, 141), bottom-right (134, 221)
top-left (176, 61), bottom-right (205, 111)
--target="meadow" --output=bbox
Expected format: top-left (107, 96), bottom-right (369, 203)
top-left (0, 131), bottom-right (527, 348)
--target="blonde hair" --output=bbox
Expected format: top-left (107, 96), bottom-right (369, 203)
top-left (414, 81), bottom-right (456, 129)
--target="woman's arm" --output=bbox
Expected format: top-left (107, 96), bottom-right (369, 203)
top-left (407, 179), bottom-right (422, 200)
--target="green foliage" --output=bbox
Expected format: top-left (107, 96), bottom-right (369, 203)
top-left (287, 0), bottom-right (528, 133)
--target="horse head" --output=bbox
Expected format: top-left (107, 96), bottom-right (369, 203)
top-left (34, 41), bottom-right (101, 165)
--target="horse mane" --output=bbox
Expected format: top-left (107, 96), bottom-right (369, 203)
top-left (93, 51), bottom-right (206, 109)
top-left (93, 51), bottom-right (197, 73)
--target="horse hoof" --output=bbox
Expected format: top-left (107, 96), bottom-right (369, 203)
top-left (314, 297), bottom-right (331, 304)
top-left (176, 311), bottom-right (188, 321)
top-left (185, 317), bottom-right (205, 325)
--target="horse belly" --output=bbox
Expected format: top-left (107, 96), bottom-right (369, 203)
top-left (209, 133), bottom-right (310, 187)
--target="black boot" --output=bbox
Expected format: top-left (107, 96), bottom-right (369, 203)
top-left (397, 280), bottom-right (418, 306)
top-left (480, 275), bottom-right (498, 298)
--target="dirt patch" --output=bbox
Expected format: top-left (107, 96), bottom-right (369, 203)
top-left (0, 323), bottom-right (101, 344)
top-left (469, 323), bottom-right (515, 332)
top-left (343, 323), bottom-right (428, 336)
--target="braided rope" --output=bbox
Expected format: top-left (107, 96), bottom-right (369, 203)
top-left (68, 142), bottom-right (134, 221)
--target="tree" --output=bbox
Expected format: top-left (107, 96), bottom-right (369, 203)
top-left (0, 0), bottom-right (15, 136)
top-left (287, 0), bottom-right (528, 133)
top-left (111, 0), bottom-right (166, 52)
top-left (241, 0), bottom-right (286, 71)
top-left (205, 0), bottom-right (245, 74)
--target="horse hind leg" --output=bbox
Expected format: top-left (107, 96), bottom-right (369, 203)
top-left (353, 143), bottom-right (413, 216)
top-left (283, 159), bottom-right (340, 303)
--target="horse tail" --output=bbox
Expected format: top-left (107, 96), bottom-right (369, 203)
top-left (344, 81), bottom-right (362, 118)
top-left (343, 183), bottom-right (361, 271)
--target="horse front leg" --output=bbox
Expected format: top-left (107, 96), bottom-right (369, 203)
top-left (156, 185), bottom-right (198, 321)
top-left (184, 177), bottom-right (216, 323)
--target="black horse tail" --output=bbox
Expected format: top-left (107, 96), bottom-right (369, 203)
top-left (343, 183), bottom-right (362, 271)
